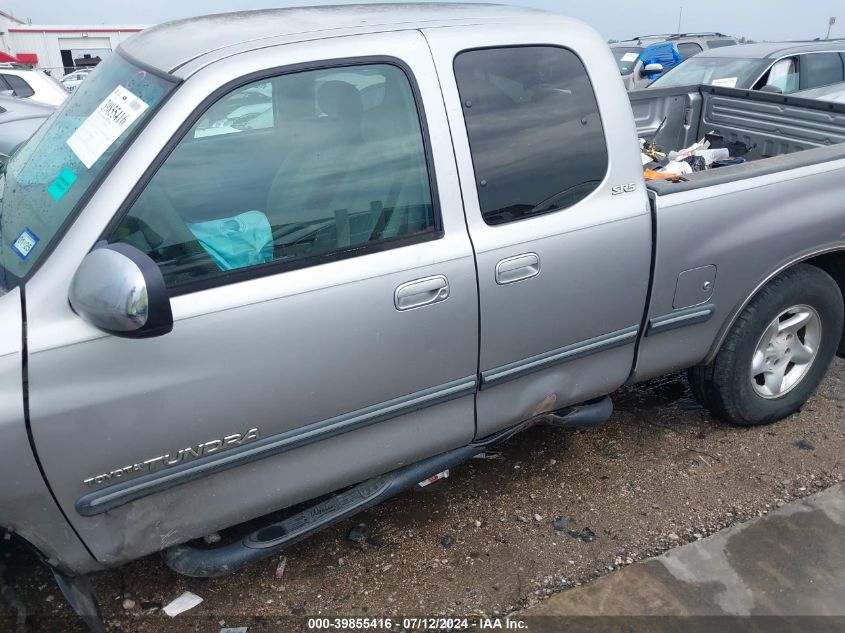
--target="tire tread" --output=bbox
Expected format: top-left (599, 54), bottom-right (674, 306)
top-left (688, 264), bottom-right (843, 426)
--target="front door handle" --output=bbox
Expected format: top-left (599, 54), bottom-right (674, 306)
top-left (495, 253), bottom-right (540, 285)
top-left (395, 275), bottom-right (450, 311)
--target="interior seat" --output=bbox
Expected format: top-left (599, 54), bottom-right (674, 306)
top-left (264, 80), bottom-right (365, 249)
top-left (354, 73), bottom-right (430, 240)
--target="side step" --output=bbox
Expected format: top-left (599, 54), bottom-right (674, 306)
top-left (164, 440), bottom-right (489, 577)
top-left (164, 398), bottom-right (613, 578)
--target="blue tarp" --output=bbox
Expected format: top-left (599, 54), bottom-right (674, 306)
top-left (639, 43), bottom-right (683, 78)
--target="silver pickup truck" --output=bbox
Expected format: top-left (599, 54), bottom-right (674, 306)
top-left (2, 4), bottom-right (845, 629)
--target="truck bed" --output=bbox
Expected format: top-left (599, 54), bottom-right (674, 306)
top-left (629, 84), bottom-right (845, 385)
top-left (629, 84), bottom-right (845, 194)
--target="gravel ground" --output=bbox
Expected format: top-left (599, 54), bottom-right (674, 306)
top-left (3, 360), bottom-right (844, 632)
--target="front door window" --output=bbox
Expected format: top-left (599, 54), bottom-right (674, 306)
top-left (110, 63), bottom-right (439, 289)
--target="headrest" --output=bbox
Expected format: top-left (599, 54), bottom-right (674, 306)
top-left (316, 80), bottom-right (363, 121)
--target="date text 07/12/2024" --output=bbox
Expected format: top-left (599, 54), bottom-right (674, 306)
top-left (306, 617), bottom-right (528, 630)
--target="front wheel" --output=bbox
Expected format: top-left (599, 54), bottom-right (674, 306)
top-left (689, 264), bottom-right (843, 426)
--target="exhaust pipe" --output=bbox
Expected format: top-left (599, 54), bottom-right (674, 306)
top-left (545, 396), bottom-right (614, 428)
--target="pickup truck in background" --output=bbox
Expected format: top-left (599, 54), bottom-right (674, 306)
top-left (1, 4), bottom-right (845, 630)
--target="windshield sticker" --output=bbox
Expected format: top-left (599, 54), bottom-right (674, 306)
top-left (711, 77), bottom-right (738, 88)
top-left (66, 85), bottom-right (149, 169)
top-left (46, 167), bottom-right (78, 201)
top-left (621, 53), bottom-right (639, 62)
top-left (11, 228), bottom-right (39, 260)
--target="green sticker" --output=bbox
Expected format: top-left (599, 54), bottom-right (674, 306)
top-left (47, 167), bottom-right (78, 201)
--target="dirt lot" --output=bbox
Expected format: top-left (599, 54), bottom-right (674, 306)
top-left (3, 360), bottom-right (845, 632)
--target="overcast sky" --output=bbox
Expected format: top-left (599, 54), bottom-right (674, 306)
top-left (3, 0), bottom-right (841, 42)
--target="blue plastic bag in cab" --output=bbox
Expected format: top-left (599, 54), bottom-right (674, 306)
top-left (187, 210), bottom-right (273, 271)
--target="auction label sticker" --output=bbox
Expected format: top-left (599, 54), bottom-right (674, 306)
top-left (621, 52), bottom-right (639, 62)
top-left (711, 77), bottom-right (738, 88)
top-left (11, 228), bottom-right (39, 260)
top-left (67, 85), bottom-right (149, 169)
top-left (47, 167), bottom-right (78, 201)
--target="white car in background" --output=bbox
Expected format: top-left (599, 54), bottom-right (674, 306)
top-left (0, 64), bottom-right (67, 106)
top-left (61, 68), bottom-right (93, 93)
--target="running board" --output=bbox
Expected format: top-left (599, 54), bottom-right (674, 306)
top-left (163, 422), bottom-right (528, 578)
top-left (163, 398), bottom-right (613, 578)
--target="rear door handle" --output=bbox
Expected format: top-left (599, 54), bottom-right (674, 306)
top-left (495, 253), bottom-right (540, 285)
top-left (394, 275), bottom-right (450, 311)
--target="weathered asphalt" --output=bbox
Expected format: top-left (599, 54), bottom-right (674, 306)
top-left (525, 483), bottom-right (845, 631)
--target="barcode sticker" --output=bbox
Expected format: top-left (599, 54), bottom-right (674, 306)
top-left (11, 228), bottom-right (39, 260)
top-left (67, 85), bottom-right (149, 169)
top-left (47, 167), bottom-right (78, 201)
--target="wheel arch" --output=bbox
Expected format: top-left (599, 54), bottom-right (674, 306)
top-left (806, 250), bottom-right (845, 357)
top-left (704, 246), bottom-right (845, 364)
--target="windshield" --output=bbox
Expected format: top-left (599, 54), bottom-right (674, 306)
top-left (0, 52), bottom-right (176, 290)
top-left (648, 56), bottom-right (764, 89)
top-left (612, 47), bottom-right (643, 75)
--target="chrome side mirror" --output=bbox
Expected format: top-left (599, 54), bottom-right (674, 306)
top-left (69, 243), bottom-right (173, 338)
top-left (641, 63), bottom-right (664, 77)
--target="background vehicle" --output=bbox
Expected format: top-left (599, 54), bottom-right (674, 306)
top-left (2, 5), bottom-right (845, 631)
top-left (0, 63), bottom-right (68, 106)
top-left (193, 80), bottom-right (273, 137)
top-left (612, 32), bottom-right (738, 89)
top-left (61, 68), bottom-right (93, 94)
top-left (0, 94), bottom-right (54, 157)
top-left (793, 81), bottom-right (845, 103)
top-left (648, 41), bottom-right (845, 93)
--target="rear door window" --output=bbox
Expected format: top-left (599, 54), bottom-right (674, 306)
top-left (1, 74), bottom-right (34, 98)
top-left (677, 42), bottom-right (703, 59)
top-left (799, 52), bottom-right (845, 90)
top-left (706, 40), bottom-right (737, 49)
top-left (454, 46), bottom-right (608, 226)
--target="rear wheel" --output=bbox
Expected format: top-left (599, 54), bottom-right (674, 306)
top-left (689, 264), bottom-right (843, 426)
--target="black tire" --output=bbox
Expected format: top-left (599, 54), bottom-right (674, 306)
top-left (689, 264), bottom-right (844, 426)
